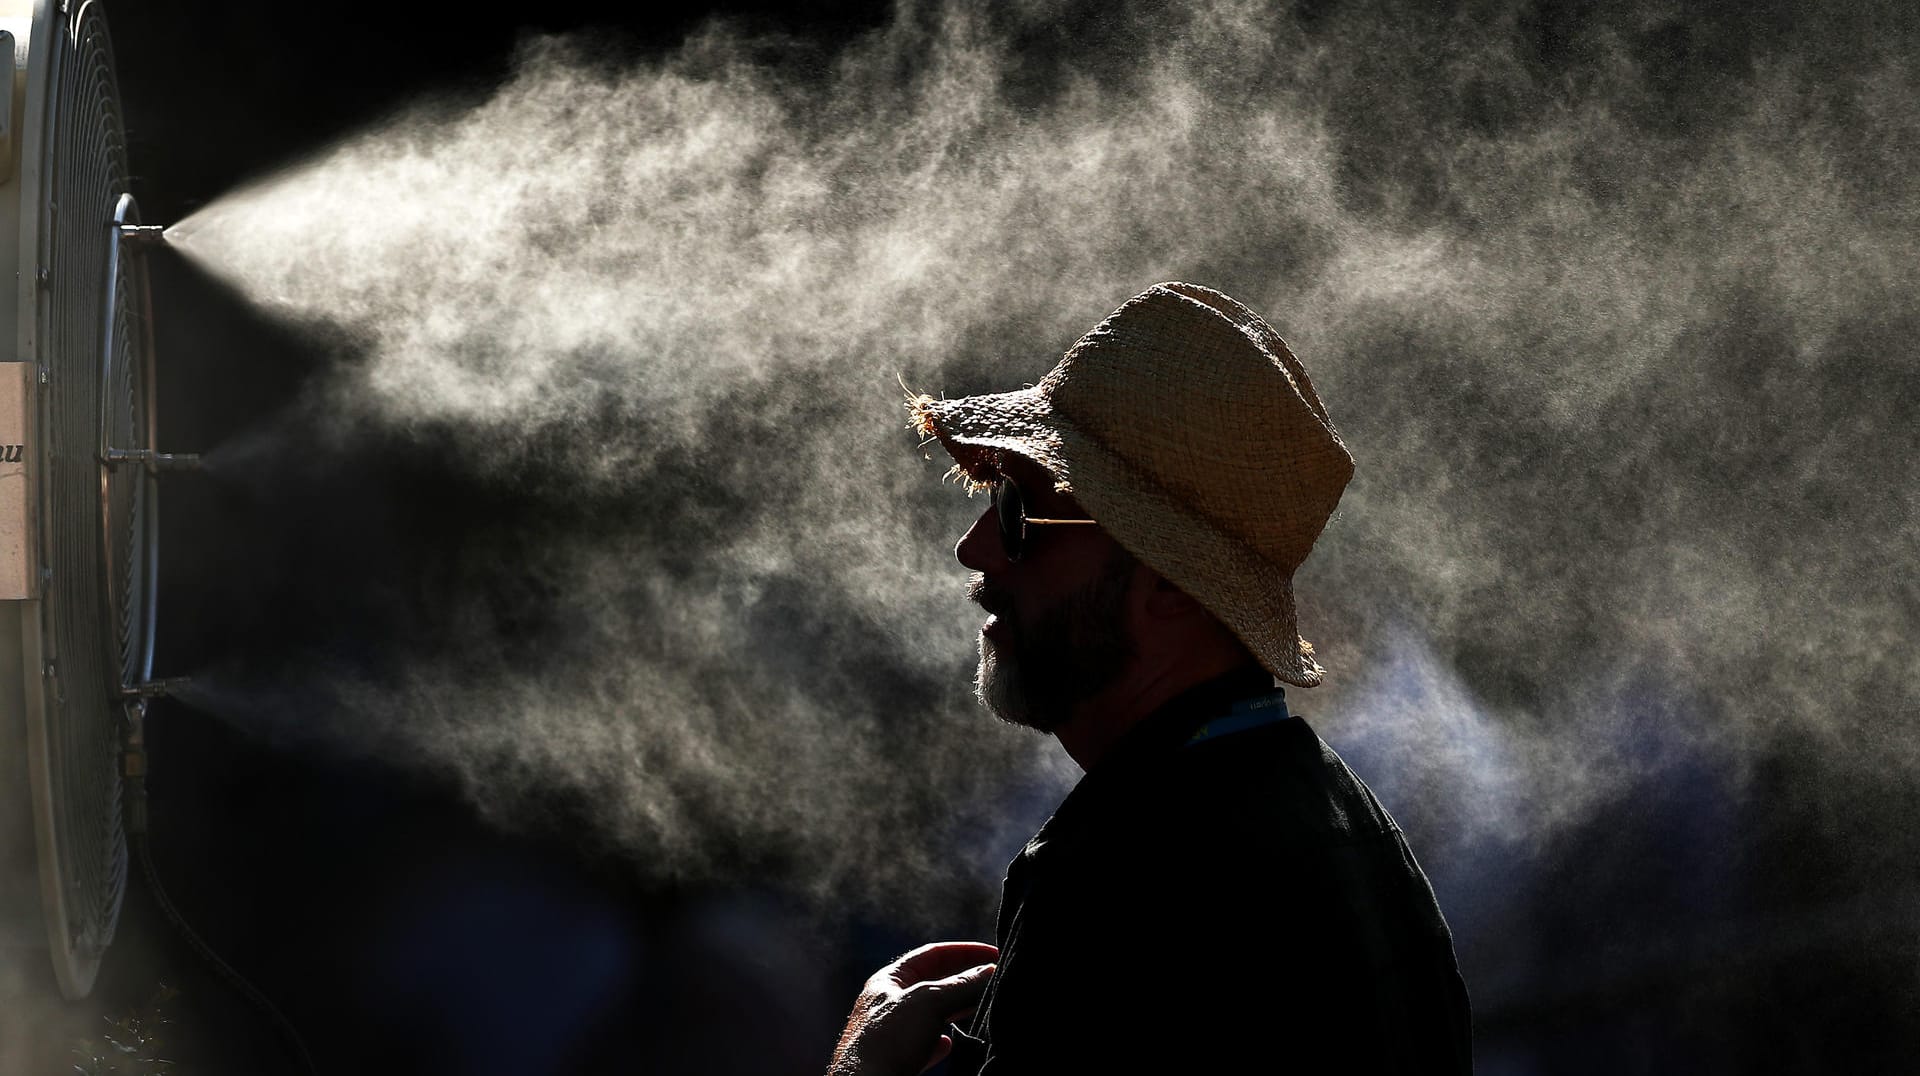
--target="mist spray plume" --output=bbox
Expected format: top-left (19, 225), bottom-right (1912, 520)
top-left (163, 0), bottom-right (1920, 919)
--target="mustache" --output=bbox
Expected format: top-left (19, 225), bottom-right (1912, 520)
top-left (967, 573), bottom-right (1017, 620)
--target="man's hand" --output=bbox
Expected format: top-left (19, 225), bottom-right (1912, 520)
top-left (829, 941), bottom-right (998, 1076)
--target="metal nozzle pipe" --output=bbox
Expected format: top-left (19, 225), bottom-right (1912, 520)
top-left (118, 224), bottom-right (167, 246)
top-left (122, 696), bottom-right (150, 836)
top-left (103, 448), bottom-right (204, 472)
top-left (120, 676), bottom-right (190, 700)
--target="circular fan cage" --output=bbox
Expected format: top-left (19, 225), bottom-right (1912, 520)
top-left (0, 0), bottom-right (167, 1001)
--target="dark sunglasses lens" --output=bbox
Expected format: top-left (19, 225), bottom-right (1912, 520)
top-left (994, 480), bottom-right (1025, 561)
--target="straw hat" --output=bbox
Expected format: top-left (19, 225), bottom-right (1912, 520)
top-left (910, 282), bottom-right (1353, 687)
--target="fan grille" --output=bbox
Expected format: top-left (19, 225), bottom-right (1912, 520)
top-left (35, 0), bottom-right (140, 961)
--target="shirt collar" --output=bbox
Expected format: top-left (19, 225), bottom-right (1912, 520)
top-left (1089, 663), bottom-right (1281, 775)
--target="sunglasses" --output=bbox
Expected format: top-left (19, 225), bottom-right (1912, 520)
top-left (992, 476), bottom-right (1099, 562)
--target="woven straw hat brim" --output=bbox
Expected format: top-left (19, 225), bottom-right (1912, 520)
top-left (916, 387), bottom-right (1325, 688)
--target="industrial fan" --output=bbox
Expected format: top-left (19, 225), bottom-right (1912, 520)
top-left (0, 0), bottom-right (190, 1002)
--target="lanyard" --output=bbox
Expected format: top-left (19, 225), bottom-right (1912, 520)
top-left (1184, 689), bottom-right (1291, 747)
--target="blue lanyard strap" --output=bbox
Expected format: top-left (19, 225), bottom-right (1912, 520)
top-left (1184, 689), bottom-right (1291, 747)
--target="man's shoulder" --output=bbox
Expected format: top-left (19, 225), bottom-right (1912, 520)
top-left (1155, 714), bottom-right (1400, 844)
top-left (1021, 713), bottom-right (1409, 892)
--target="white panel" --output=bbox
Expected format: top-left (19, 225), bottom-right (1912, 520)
top-left (0, 360), bottom-right (28, 598)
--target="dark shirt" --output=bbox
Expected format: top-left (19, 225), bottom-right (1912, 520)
top-left (948, 668), bottom-right (1473, 1074)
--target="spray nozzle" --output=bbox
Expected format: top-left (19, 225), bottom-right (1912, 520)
top-left (103, 448), bottom-right (204, 473)
top-left (118, 224), bottom-right (166, 246)
top-left (120, 676), bottom-right (191, 700)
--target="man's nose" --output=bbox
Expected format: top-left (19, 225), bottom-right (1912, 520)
top-left (957, 506), bottom-right (1010, 573)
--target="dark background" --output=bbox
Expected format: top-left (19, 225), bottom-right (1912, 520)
top-left (61, 1), bottom-right (1920, 1074)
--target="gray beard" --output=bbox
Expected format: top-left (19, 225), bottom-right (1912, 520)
top-left (973, 550), bottom-right (1136, 733)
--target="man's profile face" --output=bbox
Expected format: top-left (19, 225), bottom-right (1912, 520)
top-left (956, 455), bottom-right (1135, 732)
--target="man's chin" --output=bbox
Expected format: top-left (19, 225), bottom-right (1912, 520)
top-left (976, 635), bottom-right (1057, 734)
